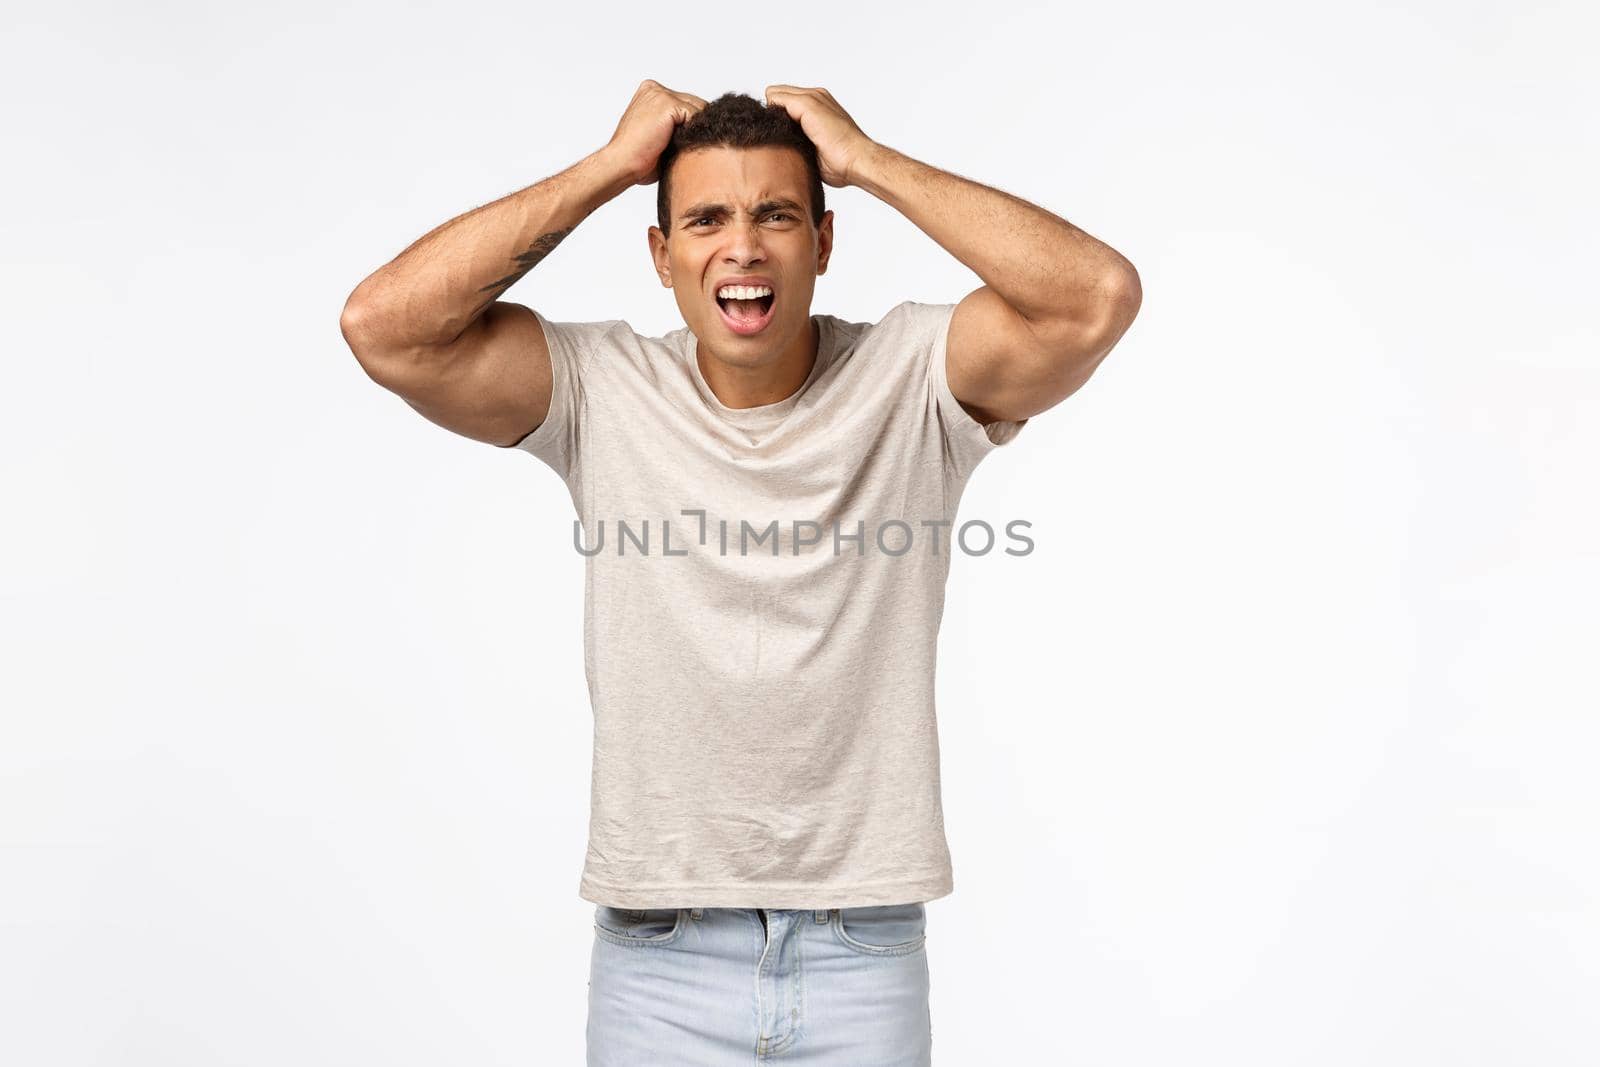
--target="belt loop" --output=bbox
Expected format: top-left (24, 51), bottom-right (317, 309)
top-left (814, 909), bottom-right (828, 924)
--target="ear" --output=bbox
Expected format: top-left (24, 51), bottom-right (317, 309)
top-left (647, 226), bottom-right (672, 287)
top-left (816, 210), bottom-right (835, 276)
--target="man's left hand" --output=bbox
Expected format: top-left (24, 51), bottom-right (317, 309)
top-left (764, 85), bottom-right (877, 188)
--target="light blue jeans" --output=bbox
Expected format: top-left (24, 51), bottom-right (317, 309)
top-left (587, 902), bottom-right (932, 1065)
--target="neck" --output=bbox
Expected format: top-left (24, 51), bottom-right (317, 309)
top-left (695, 317), bottom-right (819, 408)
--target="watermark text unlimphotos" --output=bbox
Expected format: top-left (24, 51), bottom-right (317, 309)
top-left (571, 509), bottom-right (1034, 558)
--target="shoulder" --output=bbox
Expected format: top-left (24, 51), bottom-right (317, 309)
top-left (526, 311), bottom-right (629, 365)
top-left (530, 313), bottom-right (695, 382)
top-left (818, 300), bottom-right (953, 363)
top-left (824, 299), bottom-right (949, 333)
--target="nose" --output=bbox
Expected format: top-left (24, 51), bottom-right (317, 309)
top-left (722, 218), bottom-right (767, 266)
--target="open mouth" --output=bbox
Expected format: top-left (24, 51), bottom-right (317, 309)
top-left (715, 291), bottom-right (777, 335)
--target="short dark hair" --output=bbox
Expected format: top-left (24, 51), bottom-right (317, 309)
top-left (656, 91), bottom-right (826, 236)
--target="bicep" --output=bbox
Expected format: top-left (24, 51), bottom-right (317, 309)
top-left (944, 285), bottom-right (1107, 424)
top-left (368, 301), bottom-right (556, 448)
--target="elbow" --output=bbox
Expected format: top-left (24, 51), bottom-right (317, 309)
top-left (1110, 260), bottom-right (1142, 325)
top-left (1094, 262), bottom-right (1142, 346)
top-left (339, 298), bottom-right (405, 386)
top-left (340, 277), bottom-right (393, 345)
top-left (339, 297), bottom-right (370, 350)
top-left (339, 273), bottom-right (383, 341)
top-left (339, 298), bottom-right (378, 367)
top-left (1060, 266), bottom-right (1141, 380)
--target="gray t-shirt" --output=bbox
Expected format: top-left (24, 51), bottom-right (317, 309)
top-left (505, 299), bottom-right (1026, 909)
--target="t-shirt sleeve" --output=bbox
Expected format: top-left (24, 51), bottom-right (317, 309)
top-left (500, 310), bottom-right (615, 485)
top-left (918, 300), bottom-right (1028, 487)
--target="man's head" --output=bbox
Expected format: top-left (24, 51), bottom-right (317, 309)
top-left (648, 92), bottom-right (834, 372)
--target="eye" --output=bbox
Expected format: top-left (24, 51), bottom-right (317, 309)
top-left (690, 211), bottom-right (792, 228)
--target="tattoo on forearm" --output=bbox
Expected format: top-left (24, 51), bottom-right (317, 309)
top-left (469, 227), bottom-right (573, 318)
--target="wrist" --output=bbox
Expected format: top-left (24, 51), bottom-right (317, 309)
top-left (847, 140), bottom-right (895, 194)
top-left (575, 146), bottom-right (641, 206)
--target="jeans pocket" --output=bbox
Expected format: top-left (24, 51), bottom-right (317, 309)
top-left (593, 905), bottom-right (687, 947)
top-left (830, 902), bottom-right (927, 956)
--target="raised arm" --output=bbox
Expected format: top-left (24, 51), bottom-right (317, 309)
top-left (766, 85), bottom-right (1142, 427)
top-left (339, 80), bottom-right (706, 447)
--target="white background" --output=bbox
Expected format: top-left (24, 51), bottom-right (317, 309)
top-left (4, 1), bottom-right (1596, 1063)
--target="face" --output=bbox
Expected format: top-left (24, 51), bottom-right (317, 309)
top-left (649, 145), bottom-right (834, 370)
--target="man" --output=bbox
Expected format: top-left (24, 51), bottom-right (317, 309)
top-left (340, 80), bottom-right (1140, 1066)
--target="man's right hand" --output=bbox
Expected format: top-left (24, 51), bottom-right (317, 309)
top-left (603, 79), bottom-right (709, 186)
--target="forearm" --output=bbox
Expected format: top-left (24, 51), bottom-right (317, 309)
top-left (849, 143), bottom-right (1137, 328)
top-left (342, 147), bottom-right (635, 348)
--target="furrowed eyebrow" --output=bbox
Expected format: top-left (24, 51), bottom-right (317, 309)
top-left (679, 198), bottom-right (805, 223)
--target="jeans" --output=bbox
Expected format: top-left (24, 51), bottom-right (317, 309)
top-left (587, 902), bottom-right (932, 1065)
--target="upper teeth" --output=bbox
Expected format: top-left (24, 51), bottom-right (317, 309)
top-left (718, 285), bottom-right (773, 300)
